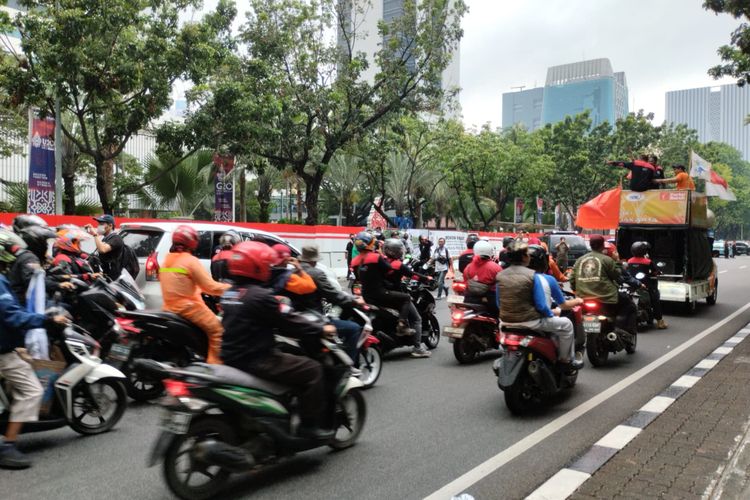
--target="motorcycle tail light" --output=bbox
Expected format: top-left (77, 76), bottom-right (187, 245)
top-left (583, 301), bottom-right (599, 310)
top-left (451, 310), bottom-right (464, 323)
top-left (145, 252), bottom-right (160, 281)
top-left (115, 317), bottom-right (141, 335)
top-left (452, 281), bottom-right (467, 293)
top-left (164, 379), bottom-right (196, 398)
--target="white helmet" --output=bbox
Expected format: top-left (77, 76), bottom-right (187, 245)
top-left (474, 240), bottom-right (493, 259)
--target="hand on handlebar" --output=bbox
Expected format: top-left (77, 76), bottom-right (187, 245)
top-left (322, 324), bottom-right (337, 339)
top-left (354, 296), bottom-right (366, 306)
top-left (59, 281), bottom-right (76, 291)
top-left (552, 307), bottom-right (562, 317)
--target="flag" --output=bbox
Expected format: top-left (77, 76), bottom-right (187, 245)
top-left (575, 186), bottom-right (622, 229)
top-left (690, 150), bottom-right (736, 201)
top-left (536, 196), bottom-right (544, 224)
top-left (514, 198), bottom-right (524, 224)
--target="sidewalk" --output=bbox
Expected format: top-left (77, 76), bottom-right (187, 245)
top-left (570, 327), bottom-right (750, 499)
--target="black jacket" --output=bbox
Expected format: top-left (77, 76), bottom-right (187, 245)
top-left (8, 250), bottom-right (62, 306)
top-left (300, 262), bottom-right (356, 313)
top-left (220, 282), bottom-right (323, 365)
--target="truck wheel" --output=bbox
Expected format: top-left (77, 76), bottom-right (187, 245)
top-left (707, 281), bottom-right (718, 306)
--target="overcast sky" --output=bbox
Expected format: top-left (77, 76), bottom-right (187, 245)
top-left (460, 0), bottom-right (740, 128)
top-left (193, 0), bottom-right (740, 128)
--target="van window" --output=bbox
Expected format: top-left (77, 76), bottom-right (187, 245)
top-left (196, 231), bottom-right (214, 259)
top-left (119, 230), bottom-right (164, 258)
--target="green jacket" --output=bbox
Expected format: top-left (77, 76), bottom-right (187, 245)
top-left (570, 251), bottom-right (621, 304)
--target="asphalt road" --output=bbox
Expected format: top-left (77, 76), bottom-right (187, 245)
top-left (4, 256), bottom-right (750, 500)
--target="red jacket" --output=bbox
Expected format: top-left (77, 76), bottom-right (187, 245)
top-left (463, 255), bottom-right (502, 286)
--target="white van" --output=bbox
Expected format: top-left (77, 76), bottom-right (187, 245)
top-left (117, 222), bottom-right (302, 309)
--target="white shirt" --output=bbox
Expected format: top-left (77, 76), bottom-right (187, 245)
top-left (433, 246), bottom-right (450, 272)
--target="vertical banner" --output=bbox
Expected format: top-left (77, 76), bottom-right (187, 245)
top-left (514, 198), bottom-right (524, 224)
top-left (536, 196), bottom-right (544, 225)
top-left (27, 117), bottom-right (56, 214)
top-left (367, 196), bottom-right (389, 229)
top-left (213, 154), bottom-right (235, 222)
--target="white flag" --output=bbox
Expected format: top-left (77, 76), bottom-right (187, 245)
top-left (689, 151), bottom-right (712, 181)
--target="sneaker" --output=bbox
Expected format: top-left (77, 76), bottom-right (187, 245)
top-left (656, 319), bottom-right (668, 329)
top-left (411, 347), bottom-right (431, 358)
top-left (0, 442), bottom-right (31, 470)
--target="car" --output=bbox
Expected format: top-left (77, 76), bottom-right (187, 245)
top-left (712, 239), bottom-right (725, 257)
top-left (734, 241), bottom-right (749, 255)
top-left (540, 231), bottom-right (589, 269)
top-left (117, 222), bottom-right (302, 308)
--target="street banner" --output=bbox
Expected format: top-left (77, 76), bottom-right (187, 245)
top-left (27, 117), bottom-right (56, 214)
top-left (536, 196), bottom-right (544, 225)
top-left (514, 198), bottom-right (524, 224)
top-left (367, 197), bottom-right (389, 229)
top-left (213, 154), bottom-right (235, 222)
top-left (619, 190), bottom-right (688, 226)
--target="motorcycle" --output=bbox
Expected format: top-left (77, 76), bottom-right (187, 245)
top-left (581, 285), bottom-right (639, 367)
top-left (492, 324), bottom-right (579, 415)
top-left (0, 323), bottom-right (128, 436)
top-left (138, 336), bottom-right (366, 500)
top-left (405, 276), bottom-right (441, 349)
top-left (443, 293), bottom-right (500, 364)
top-left (632, 272), bottom-right (655, 329)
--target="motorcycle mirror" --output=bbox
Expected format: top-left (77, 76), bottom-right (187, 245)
top-left (635, 272), bottom-right (646, 280)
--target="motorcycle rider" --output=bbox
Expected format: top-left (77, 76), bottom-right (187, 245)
top-left (458, 234), bottom-right (480, 274)
top-left (270, 243), bottom-right (317, 298)
top-left (51, 227), bottom-right (100, 283)
top-left (382, 239), bottom-right (432, 358)
top-left (462, 240), bottom-right (502, 318)
top-left (0, 229), bottom-right (68, 469)
top-left (210, 230), bottom-right (241, 282)
top-left (570, 235), bottom-right (638, 345)
top-left (401, 232), bottom-right (413, 256)
top-left (297, 245), bottom-right (363, 365)
top-left (627, 241), bottom-right (668, 330)
top-left (351, 231), bottom-right (412, 335)
top-left (84, 214), bottom-right (124, 280)
top-left (159, 225), bottom-right (230, 364)
top-left (498, 236), bottom-right (515, 268)
top-left (527, 244), bottom-right (584, 367)
top-left (221, 241), bottom-right (335, 440)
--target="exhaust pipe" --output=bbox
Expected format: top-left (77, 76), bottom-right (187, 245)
top-left (194, 440), bottom-right (255, 472)
top-left (606, 332), bottom-right (618, 342)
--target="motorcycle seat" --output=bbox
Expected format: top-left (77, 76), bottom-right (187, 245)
top-left (185, 363), bottom-right (290, 395)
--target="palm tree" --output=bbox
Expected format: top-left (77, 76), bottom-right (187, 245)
top-left (384, 152), bottom-right (443, 228)
top-left (142, 150), bottom-right (215, 216)
top-left (326, 154), bottom-right (365, 225)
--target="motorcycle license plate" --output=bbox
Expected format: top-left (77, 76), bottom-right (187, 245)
top-left (443, 326), bottom-right (464, 339)
top-left (447, 295), bottom-right (464, 304)
top-left (161, 411), bottom-right (192, 434)
top-left (583, 318), bottom-right (601, 334)
top-left (107, 343), bottom-right (132, 362)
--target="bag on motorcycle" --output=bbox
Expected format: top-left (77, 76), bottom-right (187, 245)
top-left (31, 359), bottom-right (66, 416)
top-left (466, 279), bottom-right (491, 296)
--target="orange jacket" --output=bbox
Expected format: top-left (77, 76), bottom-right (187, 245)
top-left (160, 252), bottom-right (231, 312)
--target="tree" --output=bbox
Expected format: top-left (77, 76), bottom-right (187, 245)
top-left (142, 150), bottom-right (215, 216)
top-left (704, 1), bottom-right (750, 90)
top-left (167, 0), bottom-right (466, 224)
top-left (656, 122), bottom-right (699, 167)
top-left (0, 0), bottom-right (235, 214)
top-left (324, 153), bottom-right (366, 226)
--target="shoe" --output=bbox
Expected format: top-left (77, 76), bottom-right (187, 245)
top-left (0, 442), bottom-right (31, 470)
top-left (656, 319), bottom-right (668, 329)
top-left (396, 321), bottom-right (415, 336)
top-left (350, 367), bottom-right (362, 377)
top-left (411, 348), bottom-right (431, 358)
top-left (297, 425), bottom-right (335, 441)
top-left (575, 351), bottom-right (584, 363)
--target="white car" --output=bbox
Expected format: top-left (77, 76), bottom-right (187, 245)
top-left (117, 222), bottom-right (304, 309)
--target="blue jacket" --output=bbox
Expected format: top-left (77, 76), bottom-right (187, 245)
top-left (0, 274), bottom-right (46, 354)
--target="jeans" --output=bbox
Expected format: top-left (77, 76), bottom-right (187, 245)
top-left (407, 302), bottom-right (423, 348)
top-left (538, 316), bottom-right (575, 362)
top-left (646, 282), bottom-right (663, 320)
top-left (331, 318), bottom-right (361, 362)
top-left (436, 270), bottom-right (449, 298)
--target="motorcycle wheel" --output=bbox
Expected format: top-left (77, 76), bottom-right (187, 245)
top-left (453, 337), bottom-right (480, 364)
top-left (125, 343), bottom-right (190, 402)
top-left (69, 378), bottom-right (127, 435)
top-left (625, 330), bottom-right (637, 355)
top-left (330, 389), bottom-right (367, 450)
top-left (164, 418), bottom-right (236, 500)
top-left (586, 333), bottom-right (609, 367)
top-left (504, 373), bottom-right (541, 415)
top-left (423, 314), bottom-right (440, 349)
top-left (707, 280), bottom-right (718, 306)
top-left (358, 346), bottom-right (382, 389)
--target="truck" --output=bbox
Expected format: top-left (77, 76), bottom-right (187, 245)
top-left (615, 189), bottom-right (717, 313)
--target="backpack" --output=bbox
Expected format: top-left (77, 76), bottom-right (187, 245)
top-left (120, 244), bottom-right (140, 279)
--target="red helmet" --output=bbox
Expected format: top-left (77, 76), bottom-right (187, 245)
top-left (271, 243), bottom-right (291, 261)
top-left (228, 241), bottom-right (280, 282)
top-left (54, 227), bottom-right (89, 254)
top-left (172, 225), bottom-right (199, 251)
top-left (603, 242), bottom-right (617, 258)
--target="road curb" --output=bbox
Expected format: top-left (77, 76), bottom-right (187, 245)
top-left (525, 323), bottom-right (750, 500)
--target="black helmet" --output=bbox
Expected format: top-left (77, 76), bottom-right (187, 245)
top-left (527, 244), bottom-right (549, 273)
top-left (383, 238), bottom-right (405, 259)
top-left (505, 240), bottom-right (529, 264)
top-left (502, 236), bottom-right (514, 249)
top-left (18, 225), bottom-right (57, 258)
top-left (631, 241), bottom-right (650, 258)
top-left (12, 214), bottom-right (49, 234)
top-left (466, 234), bottom-right (480, 249)
top-left (0, 228), bottom-right (26, 264)
top-left (219, 230), bottom-right (241, 250)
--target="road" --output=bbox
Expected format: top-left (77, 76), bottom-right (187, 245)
top-left (4, 257), bottom-right (750, 500)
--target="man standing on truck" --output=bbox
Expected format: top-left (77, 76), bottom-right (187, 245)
top-left (653, 165), bottom-right (695, 190)
top-left (607, 155), bottom-right (656, 192)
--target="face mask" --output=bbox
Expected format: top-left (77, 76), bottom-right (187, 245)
top-left (97, 226), bottom-right (106, 235)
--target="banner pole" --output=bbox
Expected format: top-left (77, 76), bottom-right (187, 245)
top-left (54, 98), bottom-right (62, 214)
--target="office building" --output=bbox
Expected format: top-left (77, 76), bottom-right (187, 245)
top-left (502, 58), bottom-right (629, 130)
top-left (666, 83), bottom-right (750, 162)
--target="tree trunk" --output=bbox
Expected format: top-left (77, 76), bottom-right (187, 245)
top-left (303, 173), bottom-right (325, 226)
top-left (238, 168), bottom-right (247, 222)
top-left (95, 158), bottom-right (113, 214)
top-left (258, 198), bottom-right (270, 222)
top-left (62, 171), bottom-right (76, 215)
top-left (296, 179), bottom-right (303, 222)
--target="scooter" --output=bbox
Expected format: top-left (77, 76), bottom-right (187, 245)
top-left (138, 335), bottom-right (366, 500)
top-left (493, 324), bottom-right (579, 415)
top-left (443, 295), bottom-right (500, 364)
top-left (405, 277), bottom-right (440, 349)
top-left (0, 322), bottom-right (128, 436)
top-left (582, 284), bottom-right (640, 367)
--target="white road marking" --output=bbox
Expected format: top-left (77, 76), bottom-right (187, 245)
top-left (672, 375), bottom-right (701, 388)
top-left (713, 346), bottom-right (733, 355)
top-left (741, 265), bottom-right (748, 269)
top-left (726, 336), bottom-right (743, 345)
top-left (425, 303), bottom-right (750, 500)
top-left (595, 425), bottom-right (642, 449)
top-left (639, 396), bottom-right (675, 414)
top-left (696, 359), bottom-right (719, 369)
top-left (525, 469), bottom-right (590, 500)
top-left (719, 270), bottom-right (728, 274)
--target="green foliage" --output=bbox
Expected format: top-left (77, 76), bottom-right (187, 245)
top-left (142, 150), bottom-right (215, 216)
top-left (704, 1), bottom-right (750, 88)
top-left (0, 180), bottom-right (27, 212)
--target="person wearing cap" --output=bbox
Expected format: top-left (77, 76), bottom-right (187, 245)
top-left (298, 245), bottom-right (363, 365)
top-left (85, 214), bottom-right (124, 280)
top-left (571, 235), bottom-right (638, 344)
top-left (653, 165), bottom-right (695, 190)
